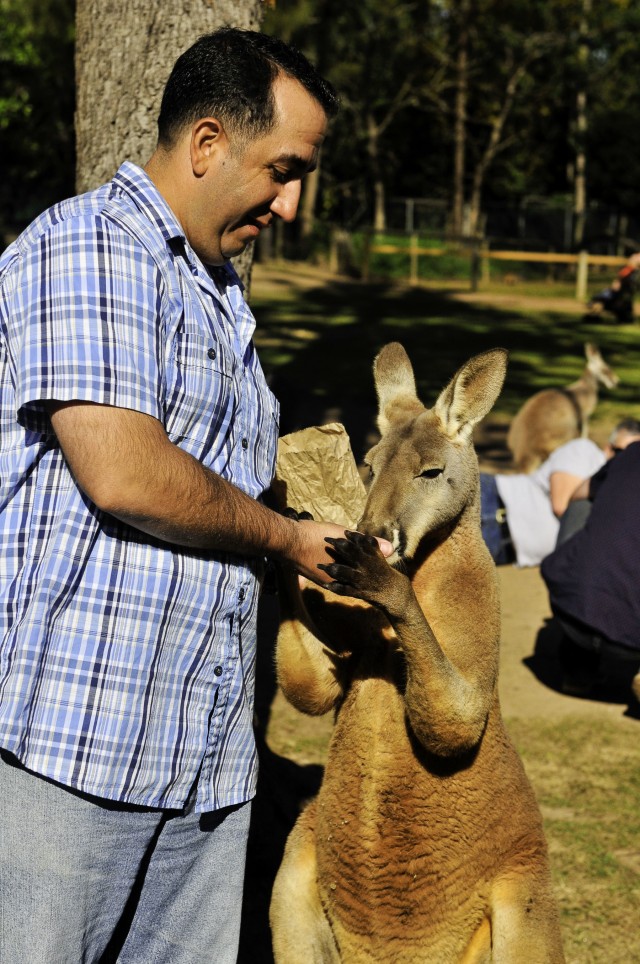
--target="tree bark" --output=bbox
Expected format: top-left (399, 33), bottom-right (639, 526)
top-left (451, 0), bottom-right (469, 238)
top-left (573, 0), bottom-right (591, 249)
top-left (75, 0), bottom-right (264, 290)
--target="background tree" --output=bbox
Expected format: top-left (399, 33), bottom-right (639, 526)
top-left (264, 0), bottom-right (445, 233)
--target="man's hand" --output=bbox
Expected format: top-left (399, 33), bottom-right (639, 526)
top-left (280, 509), bottom-right (393, 587)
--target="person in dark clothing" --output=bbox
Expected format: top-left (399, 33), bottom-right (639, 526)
top-left (541, 438), bottom-right (640, 701)
top-left (555, 417), bottom-right (640, 546)
top-left (587, 252), bottom-right (640, 324)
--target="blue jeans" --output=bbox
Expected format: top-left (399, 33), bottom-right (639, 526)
top-left (0, 749), bottom-right (251, 964)
top-left (479, 473), bottom-right (513, 565)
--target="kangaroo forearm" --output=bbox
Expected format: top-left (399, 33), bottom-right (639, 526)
top-left (275, 570), bottom-right (347, 713)
top-left (391, 603), bottom-right (492, 755)
top-left (276, 619), bottom-right (344, 715)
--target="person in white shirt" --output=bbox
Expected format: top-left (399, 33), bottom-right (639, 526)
top-left (480, 437), bottom-right (606, 566)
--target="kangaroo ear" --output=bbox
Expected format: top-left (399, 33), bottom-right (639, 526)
top-left (374, 342), bottom-right (424, 435)
top-left (585, 342), bottom-right (599, 360)
top-left (434, 349), bottom-right (508, 443)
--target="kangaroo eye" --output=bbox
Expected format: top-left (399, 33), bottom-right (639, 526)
top-left (419, 467), bottom-right (444, 480)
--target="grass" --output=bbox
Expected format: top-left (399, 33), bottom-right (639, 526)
top-left (507, 717), bottom-right (640, 964)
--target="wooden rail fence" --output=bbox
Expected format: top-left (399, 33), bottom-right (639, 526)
top-left (360, 233), bottom-right (627, 301)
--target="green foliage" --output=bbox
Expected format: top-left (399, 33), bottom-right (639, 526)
top-left (263, 0), bottom-right (640, 230)
top-left (0, 0), bottom-right (75, 234)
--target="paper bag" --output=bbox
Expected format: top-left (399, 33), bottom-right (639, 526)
top-left (272, 422), bottom-right (367, 529)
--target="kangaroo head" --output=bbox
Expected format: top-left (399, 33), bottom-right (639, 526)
top-left (584, 342), bottom-right (619, 389)
top-left (359, 343), bottom-right (508, 565)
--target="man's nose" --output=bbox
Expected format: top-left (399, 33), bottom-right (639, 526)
top-left (271, 181), bottom-right (302, 223)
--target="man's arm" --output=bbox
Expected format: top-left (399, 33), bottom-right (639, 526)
top-left (48, 401), bottom-right (385, 585)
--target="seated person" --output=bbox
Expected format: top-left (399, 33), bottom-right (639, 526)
top-left (479, 437), bottom-right (605, 566)
top-left (587, 252), bottom-right (640, 324)
top-left (541, 434), bottom-right (640, 699)
top-left (556, 417), bottom-right (640, 545)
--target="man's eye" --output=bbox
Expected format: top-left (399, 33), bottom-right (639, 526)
top-left (419, 468), bottom-right (444, 480)
top-left (271, 168), bottom-right (289, 184)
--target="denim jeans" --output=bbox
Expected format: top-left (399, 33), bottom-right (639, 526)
top-left (0, 749), bottom-right (251, 964)
top-left (479, 472), bottom-right (513, 565)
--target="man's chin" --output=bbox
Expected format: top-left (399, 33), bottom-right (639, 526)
top-left (220, 235), bottom-right (256, 261)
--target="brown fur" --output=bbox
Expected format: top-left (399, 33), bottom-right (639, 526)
top-left (507, 342), bottom-right (619, 473)
top-left (269, 343), bottom-right (564, 963)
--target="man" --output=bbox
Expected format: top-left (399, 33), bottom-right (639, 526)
top-left (479, 437), bottom-right (605, 566)
top-left (0, 29), bottom-right (391, 964)
top-left (541, 420), bottom-right (640, 699)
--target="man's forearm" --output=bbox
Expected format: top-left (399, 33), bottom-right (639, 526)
top-left (47, 400), bottom-right (372, 584)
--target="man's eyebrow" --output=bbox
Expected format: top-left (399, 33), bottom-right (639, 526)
top-left (273, 153), bottom-right (318, 174)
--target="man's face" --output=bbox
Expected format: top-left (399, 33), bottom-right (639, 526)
top-left (189, 74), bottom-right (328, 265)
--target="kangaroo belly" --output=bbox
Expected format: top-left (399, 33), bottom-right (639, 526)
top-left (313, 679), bottom-right (549, 956)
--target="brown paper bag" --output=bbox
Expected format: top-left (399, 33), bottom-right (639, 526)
top-left (272, 422), bottom-right (367, 529)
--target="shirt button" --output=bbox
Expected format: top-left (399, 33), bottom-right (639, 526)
top-left (238, 588), bottom-right (246, 601)
top-left (214, 665), bottom-right (223, 677)
top-left (241, 438), bottom-right (248, 450)
top-left (207, 347), bottom-right (216, 360)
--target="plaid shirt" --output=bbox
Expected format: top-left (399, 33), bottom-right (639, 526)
top-left (0, 162), bottom-right (279, 812)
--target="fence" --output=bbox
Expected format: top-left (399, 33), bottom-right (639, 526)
top-left (358, 232), bottom-right (627, 301)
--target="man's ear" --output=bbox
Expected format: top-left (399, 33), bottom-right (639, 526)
top-left (190, 118), bottom-right (228, 176)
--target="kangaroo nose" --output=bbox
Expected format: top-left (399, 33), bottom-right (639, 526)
top-left (358, 518), bottom-right (394, 542)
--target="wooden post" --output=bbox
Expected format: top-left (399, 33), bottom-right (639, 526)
top-left (470, 246), bottom-right (480, 292)
top-left (576, 249), bottom-right (589, 302)
top-left (362, 230), bottom-right (372, 282)
top-left (410, 233), bottom-right (419, 285)
top-left (481, 243), bottom-right (490, 284)
top-left (328, 227), bottom-right (338, 274)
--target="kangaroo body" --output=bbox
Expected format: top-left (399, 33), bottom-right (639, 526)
top-left (507, 342), bottom-right (619, 473)
top-left (270, 344), bottom-right (564, 963)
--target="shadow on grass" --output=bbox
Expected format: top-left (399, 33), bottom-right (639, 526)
top-left (524, 615), bottom-right (640, 713)
top-left (252, 276), bottom-right (640, 464)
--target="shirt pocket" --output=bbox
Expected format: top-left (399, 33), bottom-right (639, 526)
top-left (166, 327), bottom-right (235, 457)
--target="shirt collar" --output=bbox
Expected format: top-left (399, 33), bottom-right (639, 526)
top-left (111, 161), bottom-right (244, 298)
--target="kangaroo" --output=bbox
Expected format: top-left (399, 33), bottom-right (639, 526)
top-left (269, 343), bottom-right (564, 963)
top-left (507, 342), bottom-right (619, 473)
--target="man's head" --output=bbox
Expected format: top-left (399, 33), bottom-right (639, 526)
top-left (146, 30), bottom-right (338, 266)
top-left (605, 417), bottom-right (640, 457)
top-left (157, 28), bottom-right (339, 151)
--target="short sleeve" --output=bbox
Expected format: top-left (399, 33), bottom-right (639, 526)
top-left (8, 214), bottom-right (167, 433)
top-left (543, 439), bottom-right (606, 481)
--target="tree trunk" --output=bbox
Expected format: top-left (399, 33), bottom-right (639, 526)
top-left (467, 63), bottom-right (526, 237)
top-left (75, 0), bottom-right (264, 290)
top-left (451, 0), bottom-right (470, 238)
top-left (366, 111), bottom-right (386, 232)
top-left (300, 166), bottom-right (320, 240)
top-left (573, 0), bottom-right (591, 249)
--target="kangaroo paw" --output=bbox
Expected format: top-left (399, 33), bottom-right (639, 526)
top-left (320, 530), bottom-right (409, 610)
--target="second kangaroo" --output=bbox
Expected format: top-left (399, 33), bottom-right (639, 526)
top-left (270, 343), bottom-right (564, 963)
top-left (507, 342), bottom-right (619, 472)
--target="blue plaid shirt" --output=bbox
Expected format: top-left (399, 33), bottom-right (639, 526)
top-left (0, 162), bottom-right (279, 812)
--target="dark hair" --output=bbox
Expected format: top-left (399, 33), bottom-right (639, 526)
top-left (157, 28), bottom-right (339, 147)
top-left (612, 417), bottom-right (640, 438)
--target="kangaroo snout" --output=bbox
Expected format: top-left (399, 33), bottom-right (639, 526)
top-left (358, 515), bottom-right (405, 560)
